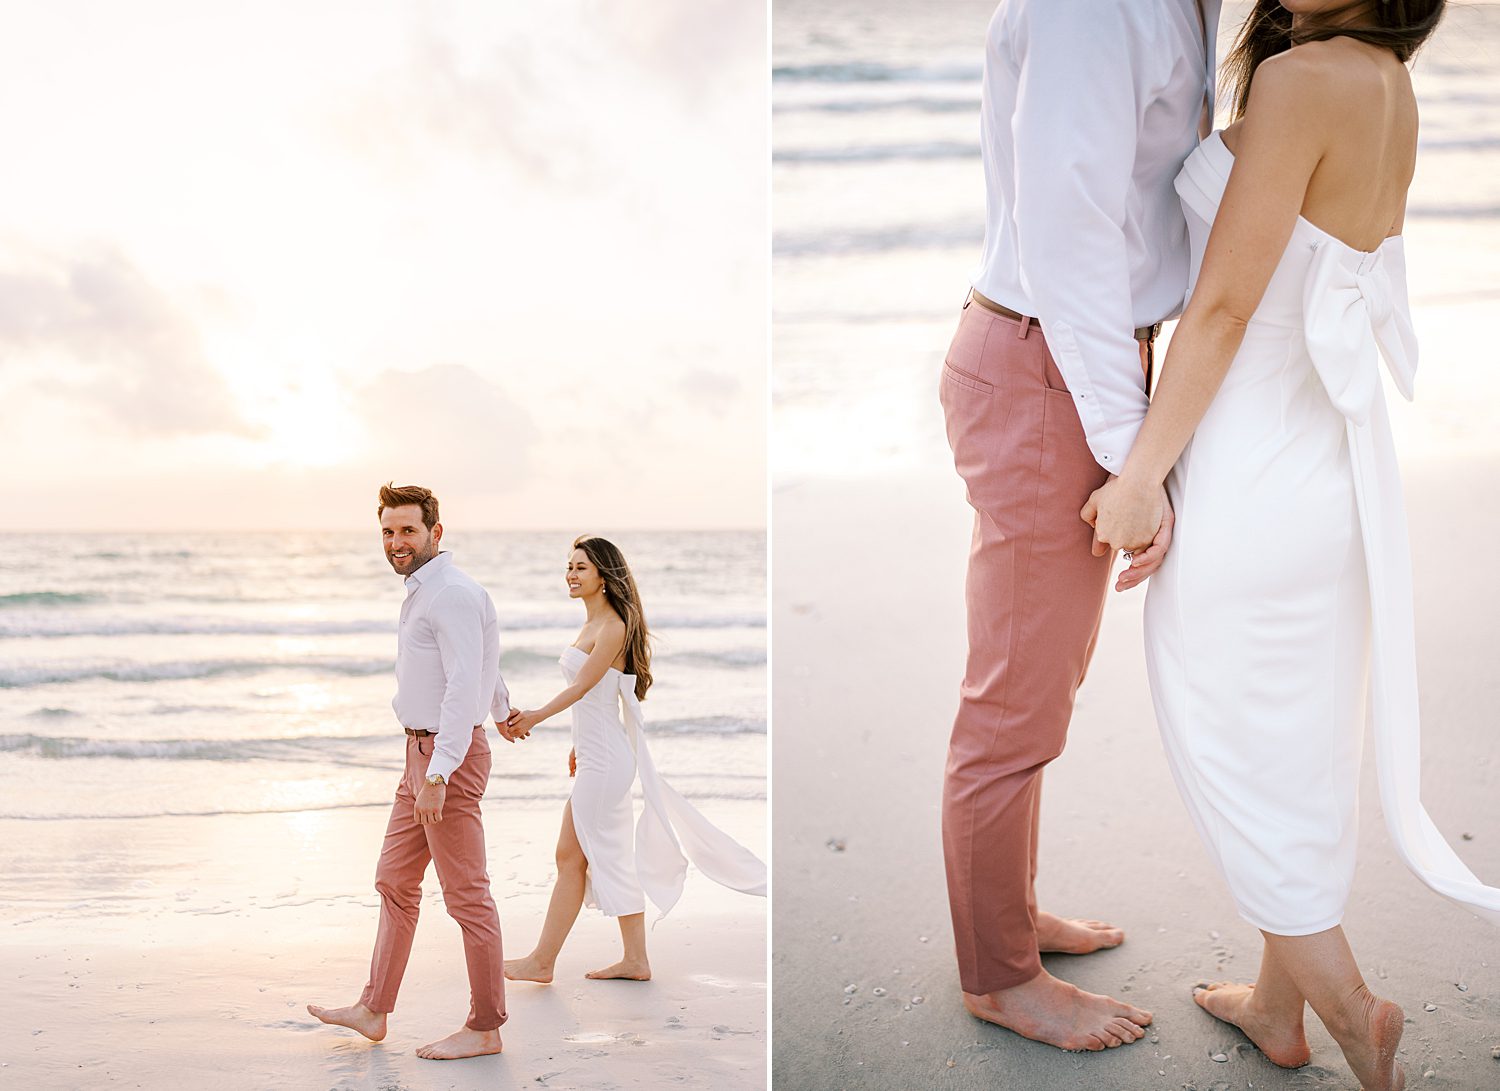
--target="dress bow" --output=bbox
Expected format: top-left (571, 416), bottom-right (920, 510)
top-left (1301, 236), bottom-right (1418, 426)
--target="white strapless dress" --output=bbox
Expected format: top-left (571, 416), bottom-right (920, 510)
top-left (560, 645), bottom-right (766, 918)
top-left (1143, 131), bottom-right (1500, 933)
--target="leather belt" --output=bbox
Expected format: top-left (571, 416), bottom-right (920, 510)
top-left (970, 288), bottom-right (1161, 343)
top-left (404, 725), bottom-right (482, 738)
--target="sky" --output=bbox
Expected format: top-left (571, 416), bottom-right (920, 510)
top-left (0, 1), bottom-right (767, 530)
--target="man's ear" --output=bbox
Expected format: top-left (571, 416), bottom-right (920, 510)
top-left (432, 522), bottom-right (443, 546)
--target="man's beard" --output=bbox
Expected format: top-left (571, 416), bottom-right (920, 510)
top-left (389, 538), bottom-right (439, 573)
top-left (407, 540), bottom-right (439, 571)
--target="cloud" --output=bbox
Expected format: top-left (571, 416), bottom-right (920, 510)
top-left (677, 367), bottom-right (744, 415)
top-left (333, 1), bottom-right (764, 187)
top-left (0, 244), bottom-right (255, 437)
top-left (333, 12), bottom-right (596, 185)
top-left (354, 30), bottom-right (573, 181)
top-left (590, 0), bottom-right (763, 98)
top-left (355, 362), bottom-right (537, 490)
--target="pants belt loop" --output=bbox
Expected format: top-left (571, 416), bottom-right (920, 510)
top-left (1017, 315), bottom-right (1031, 339)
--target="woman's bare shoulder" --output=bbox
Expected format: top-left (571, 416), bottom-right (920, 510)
top-left (1258, 37), bottom-right (1407, 102)
top-left (1252, 40), bottom-right (1357, 103)
top-left (1244, 39), bottom-right (1408, 143)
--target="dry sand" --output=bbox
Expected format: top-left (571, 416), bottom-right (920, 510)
top-left (772, 462), bottom-right (1500, 1090)
top-left (2, 795), bottom-right (766, 1089)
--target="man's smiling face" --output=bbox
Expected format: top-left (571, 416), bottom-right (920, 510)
top-left (380, 504), bottom-right (441, 576)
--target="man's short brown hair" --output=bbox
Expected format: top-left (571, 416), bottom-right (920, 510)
top-left (378, 482), bottom-right (439, 529)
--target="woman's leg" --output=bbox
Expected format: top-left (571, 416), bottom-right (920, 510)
top-left (1192, 937), bottom-right (1311, 1067)
top-left (503, 801), bottom-right (588, 983)
top-left (585, 911), bottom-right (651, 981)
top-left (1259, 927), bottom-right (1405, 1090)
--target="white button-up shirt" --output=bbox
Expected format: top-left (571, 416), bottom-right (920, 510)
top-left (972, 0), bottom-right (1222, 471)
top-left (391, 551), bottom-right (511, 784)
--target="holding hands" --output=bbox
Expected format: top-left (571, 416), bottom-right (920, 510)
top-left (1081, 476), bottom-right (1176, 593)
top-left (502, 708), bottom-right (543, 741)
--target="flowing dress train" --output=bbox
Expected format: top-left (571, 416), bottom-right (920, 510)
top-left (561, 645), bottom-right (766, 918)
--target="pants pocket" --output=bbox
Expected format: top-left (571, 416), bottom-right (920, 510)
top-left (943, 361), bottom-right (993, 395)
top-left (452, 748), bottom-right (492, 801)
top-left (943, 303), bottom-right (996, 393)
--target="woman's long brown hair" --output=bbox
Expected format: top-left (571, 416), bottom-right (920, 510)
top-left (1223, 0), bottom-right (1446, 121)
top-left (573, 535), bottom-right (653, 701)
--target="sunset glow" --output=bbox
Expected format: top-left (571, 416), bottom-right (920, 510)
top-left (1, 1), bottom-right (767, 530)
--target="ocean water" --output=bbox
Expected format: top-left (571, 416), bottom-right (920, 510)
top-left (773, 0), bottom-right (1500, 481)
top-left (0, 530), bottom-right (766, 824)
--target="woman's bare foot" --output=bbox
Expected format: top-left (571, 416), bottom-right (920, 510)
top-left (962, 970), bottom-right (1151, 1052)
top-left (1325, 987), bottom-right (1405, 1091)
top-left (415, 1025), bottom-right (503, 1060)
top-left (1192, 981), bottom-right (1310, 1068)
top-left (504, 954), bottom-right (554, 983)
top-left (1035, 911), bottom-right (1125, 954)
top-left (585, 958), bottom-right (651, 981)
top-left (306, 1001), bottom-right (387, 1042)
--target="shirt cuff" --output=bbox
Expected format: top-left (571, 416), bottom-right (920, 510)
top-left (425, 751), bottom-right (460, 784)
top-left (1084, 413), bottom-right (1146, 475)
top-left (424, 725), bottom-right (474, 784)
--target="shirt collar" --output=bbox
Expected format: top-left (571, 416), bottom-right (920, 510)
top-left (404, 550), bottom-right (453, 591)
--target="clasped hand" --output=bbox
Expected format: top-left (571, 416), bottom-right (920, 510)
top-left (1080, 476), bottom-right (1176, 593)
top-left (499, 708), bottom-right (541, 742)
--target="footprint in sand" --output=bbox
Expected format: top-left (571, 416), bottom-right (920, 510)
top-left (563, 1031), bottom-right (646, 1047)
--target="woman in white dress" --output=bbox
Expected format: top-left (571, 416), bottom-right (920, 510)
top-left (1085, 2), bottom-right (1498, 1088)
top-left (501, 536), bottom-right (766, 983)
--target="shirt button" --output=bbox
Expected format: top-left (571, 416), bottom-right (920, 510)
top-left (1102, 454), bottom-right (1113, 462)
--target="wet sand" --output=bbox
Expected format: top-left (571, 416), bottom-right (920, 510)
top-left (772, 462), bottom-right (1500, 1090)
top-left (2, 796), bottom-right (767, 1089)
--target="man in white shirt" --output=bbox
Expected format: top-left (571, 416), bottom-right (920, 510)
top-left (938, 0), bottom-right (1220, 1053)
top-left (308, 482), bottom-right (516, 1060)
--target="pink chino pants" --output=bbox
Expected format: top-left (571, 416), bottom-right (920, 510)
top-left (359, 725), bottom-right (507, 1031)
top-left (938, 299), bottom-right (1117, 995)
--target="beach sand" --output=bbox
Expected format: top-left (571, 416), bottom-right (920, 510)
top-left (771, 461), bottom-right (1500, 1090)
top-left (2, 793), bottom-right (767, 1089)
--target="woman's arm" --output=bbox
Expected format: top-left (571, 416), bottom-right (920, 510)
top-left (1085, 49), bottom-right (1334, 551)
top-left (508, 623), bottom-right (627, 732)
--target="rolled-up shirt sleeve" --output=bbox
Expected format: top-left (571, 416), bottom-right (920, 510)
top-left (425, 585), bottom-right (481, 783)
top-left (1010, 0), bottom-right (1158, 470)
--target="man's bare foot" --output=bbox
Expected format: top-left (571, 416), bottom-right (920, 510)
top-left (585, 958), bottom-right (651, 981)
top-left (1326, 987), bottom-right (1405, 1091)
top-left (306, 1001), bottom-right (387, 1042)
top-left (1193, 981), bottom-right (1310, 1068)
top-left (504, 954), bottom-right (554, 984)
top-left (962, 970), bottom-right (1151, 1052)
top-left (1035, 911), bottom-right (1125, 955)
top-left (415, 1025), bottom-right (503, 1060)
